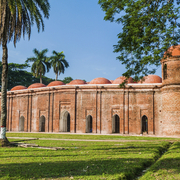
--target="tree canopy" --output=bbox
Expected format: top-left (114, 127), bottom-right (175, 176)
top-left (0, 62), bottom-right (74, 90)
top-left (0, 0), bottom-right (50, 141)
top-left (0, 0), bottom-right (50, 46)
top-left (49, 51), bottom-right (69, 81)
top-left (26, 48), bottom-right (51, 84)
top-left (98, 0), bottom-right (180, 81)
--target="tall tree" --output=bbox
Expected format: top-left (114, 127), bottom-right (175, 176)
top-left (0, 62), bottom-right (55, 90)
top-left (0, 0), bottom-right (50, 144)
top-left (98, 0), bottom-right (180, 81)
top-left (26, 48), bottom-right (51, 84)
top-left (49, 51), bottom-right (69, 81)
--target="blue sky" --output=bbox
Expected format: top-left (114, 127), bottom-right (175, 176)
top-left (1, 0), bottom-right (161, 82)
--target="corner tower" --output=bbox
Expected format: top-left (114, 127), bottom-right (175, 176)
top-left (161, 45), bottom-right (180, 136)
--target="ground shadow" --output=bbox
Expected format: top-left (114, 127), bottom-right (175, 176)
top-left (0, 158), bottom-right (153, 179)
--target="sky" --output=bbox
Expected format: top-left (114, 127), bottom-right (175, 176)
top-left (0, 0), bottom-right (161, 82)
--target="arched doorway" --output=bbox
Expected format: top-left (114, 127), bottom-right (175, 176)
top-left (39, 115), bottom-right (45, 132)
top-left (86, 115), bottom-right (92, 133)
top-left (142, 115), bottom-right (148, 134)
top-left (60, 111), bottom-right (70, 132)
top-left (112, 114), bottom-right (120, 133)
top-left (19, 116), bottom-right (25, 131)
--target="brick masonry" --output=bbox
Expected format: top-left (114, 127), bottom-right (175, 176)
top-left (1, 52), bottom-right (180, 137)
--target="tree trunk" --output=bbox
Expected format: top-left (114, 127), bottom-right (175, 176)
top-left (56, 73), bottom-right (58, 81)
top-left (0, 40), bottom-right (9, 145)
top-left (40, 74), bottom-right (42, 84)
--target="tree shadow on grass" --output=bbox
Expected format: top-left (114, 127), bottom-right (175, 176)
top-left (1, 157), bottom-right (180, 179)
top-left (0, 158), bottom-right (153, 179)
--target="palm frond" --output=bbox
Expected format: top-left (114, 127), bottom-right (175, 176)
top-left (0, 0), bottom-right (50, 46)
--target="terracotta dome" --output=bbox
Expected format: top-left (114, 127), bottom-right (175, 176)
top-left (68, 79), bottom-right (87, 85)
top-left (47, 81), bottom-right (65, 87)
top-left (113, 76), bottom-right (134, 84)
top-left (139, 75), bottom-right (162, 84)
top-left (110, 80), bottom-right (114, 83)
top-left (89, 77), bottom-right (111, 84)
top-left (28, 83), bottom-right (46, 89)
top-left (164, 45), bottom-right (180, 57)
top-left (11, 85), bottom-right (27, 91)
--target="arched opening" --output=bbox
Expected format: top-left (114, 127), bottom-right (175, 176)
top-left (19, 116), bottom-right (25, 131)
top-left (39, 115), bottom-right (45, 132)
top-left (142, 115), bottom-right (148, 134)
top-left (163, 64), bottom-right (167, 80)
top-left (112, 114), bottom-right (120, 133)
top-left (67, 113), bottom-right (70, 132)
top-left (86, 115), bottom-right (93, 133)
top-left (60, 111), bottom-right (70, 132)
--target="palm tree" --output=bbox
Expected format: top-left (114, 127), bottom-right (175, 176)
top-left (0, 0), bottom-right (50, 145)
top-left (49, 51), bottom-right (69, 81)
top-left (26, 48), bottom-right (51, 84)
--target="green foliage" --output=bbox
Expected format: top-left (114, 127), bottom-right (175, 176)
top-left (98, 0), bottom-right (180, 81)
top-left (0, 0), bottom-right (50, 46)
top-left (49, 51), bottom-right (69, 80)
top-left (61, 76), bottom-right (73, 84)
top-left (0, 62), bottom-right (74, 90)
top-left (26, 48), bottom-right (51, 83)
top-left (0, 61), bottom-right (54, 90)
top-left (0, 0), bottom-right (50, 134)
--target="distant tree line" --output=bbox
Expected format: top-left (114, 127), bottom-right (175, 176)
top-left (26, 48), bottom-right (69, 83)
top-left (0, 61), bottom-right (73, 90)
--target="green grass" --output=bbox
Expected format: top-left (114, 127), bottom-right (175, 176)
top-left (6, 132), bottom-right (180, 141)
top-left (139, 141), bottom-right (180, 180)
top-left (0, 137), bottom-right (170, 180)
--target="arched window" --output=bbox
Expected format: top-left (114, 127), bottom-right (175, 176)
top-left (19, 116), bottom-right (25, 131)
top-left (142, 115), bottom-right (148, 134)
top-left (112, 114), bottom-right (120, 133)
top-left (39, 115), bottom-right (45, 132)
top-left (60, 111), bottom-right (70, 132)
top-left (86, 115), bottom-right (93, 133)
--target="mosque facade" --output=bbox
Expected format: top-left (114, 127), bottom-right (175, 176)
top-left (1, 46), bottom-right (180, 137)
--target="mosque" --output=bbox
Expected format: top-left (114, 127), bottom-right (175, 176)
top-left (1, 45), bottom-right (180, 137)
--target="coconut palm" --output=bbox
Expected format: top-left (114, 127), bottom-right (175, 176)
top-left (0, 0), bottom-right (50, 144)
top-left (26, 48), bottom-right (51, 84)
top-left (49, 51), bottom-right (69, 81)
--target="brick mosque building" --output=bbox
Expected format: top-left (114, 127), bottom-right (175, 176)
top-left (1, 45), bottom-right (180, 137)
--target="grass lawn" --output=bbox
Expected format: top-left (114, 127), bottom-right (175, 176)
top-left (0, 134), bottom-right (173, 180)
top-left (140, 141), bottom-right (180, 180)
top-left (6, 132), bottom-right (180, 141)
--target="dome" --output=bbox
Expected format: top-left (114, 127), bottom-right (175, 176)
top-left (68, 79), bottom-right (87, 85)
top-left (139, 75), bottom-right (162, 84)
top-left (110, 80), bottom-right (114, 83)
top-left (113, 76), bottom-right (134, 84)
top-left (28, 83), bottom-right (46, 89)
top-left (164, 45), bottom-right (180, 57)
top-left (89, 77), bottom-right (111, 84)
top-left (11, 85), bottom-right (27, 91)
top-left (47, 81), bottom-right (65, 87)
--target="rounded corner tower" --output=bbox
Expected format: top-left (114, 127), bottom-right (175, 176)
top-left (161, 45), bottom-right (180, 136)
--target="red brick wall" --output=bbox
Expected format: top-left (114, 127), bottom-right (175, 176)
top-left (161, 86), bottom-right (180, 136)
top-left (0, 84), bottom-right (164, 136)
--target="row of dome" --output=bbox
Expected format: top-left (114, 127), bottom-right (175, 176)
top-left (10, 75), bottom-right (162, 91)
